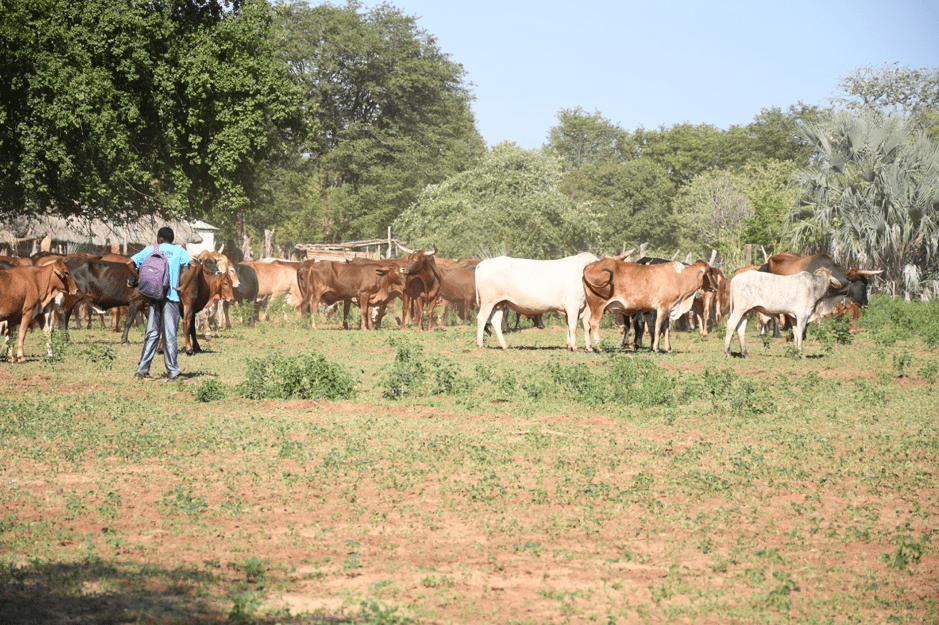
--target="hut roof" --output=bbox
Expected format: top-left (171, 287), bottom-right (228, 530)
top-left (1, 213), bottom-right (203, 248)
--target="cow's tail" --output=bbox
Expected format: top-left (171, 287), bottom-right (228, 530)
top-left (582, 266), bottom-right (614, 298)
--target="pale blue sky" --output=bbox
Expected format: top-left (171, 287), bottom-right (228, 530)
top-left (363, 0), bottom-right (939, 149)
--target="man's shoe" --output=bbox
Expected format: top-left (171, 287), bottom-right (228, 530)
top-left (160, 375), bottom-right (182, 385)
top-left (133, 372), bottom-right (152, 380)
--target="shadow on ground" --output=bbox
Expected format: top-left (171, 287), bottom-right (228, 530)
top-left (0, 560), bottom-right (354, 624)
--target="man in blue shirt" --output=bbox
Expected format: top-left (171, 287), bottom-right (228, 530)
top-left (131, 227), bottom-right (195, 382)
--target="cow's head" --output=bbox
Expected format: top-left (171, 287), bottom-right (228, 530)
top-left (219, 274), bottom-right (235, 302)
top-left (840, 268), bottom-right (881, 307)
top-left (400, 250), bottom-right (437, 275)
top-left (814, 267), bottom-right (842, 291)
top-left (199, 251), bottom-right (241, 289)
top-left (50, 260), bottom-right (80, 296)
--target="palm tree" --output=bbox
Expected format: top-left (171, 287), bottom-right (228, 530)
top-left (791, 110), bottom-right (939, 298)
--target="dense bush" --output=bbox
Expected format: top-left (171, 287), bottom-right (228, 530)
top-left (862, 294), bottom-right (939, 349)
top-left (237, 353), bottom-right (357, 401)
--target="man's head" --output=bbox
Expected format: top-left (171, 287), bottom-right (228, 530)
top-left (157, 227), bottom-right (175, 244)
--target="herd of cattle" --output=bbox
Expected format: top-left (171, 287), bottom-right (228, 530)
top-left (0, 246), bottom-right (881, 364)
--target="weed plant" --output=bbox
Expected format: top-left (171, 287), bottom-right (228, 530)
top-left (237, 352), bottom-right (357, 400)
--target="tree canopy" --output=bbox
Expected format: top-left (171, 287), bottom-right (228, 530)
top-left (0, 0), bottom-right (304, 225)
top-left (274, 0), bottom-right (486, 242)
top-left (394, 143), bottom-right (598, 259)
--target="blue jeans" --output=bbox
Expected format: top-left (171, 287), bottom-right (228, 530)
top-left (136, 299), bottom-right (181, 378)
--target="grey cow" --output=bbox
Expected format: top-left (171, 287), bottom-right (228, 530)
top-left (724, 268), bottom-right (841, 358)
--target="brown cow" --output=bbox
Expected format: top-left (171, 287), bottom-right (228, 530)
top-left (176, 262), bottom-right (235, 355)
top-left (241, 260), bottom-right (303, 320)
top-left (398, 250), bottom-right (441, 331)
top-left (582, 258), bottom-right (706, 352)
top-left (429, 265), bottom-right (477, 326)
top-left (297, 259), bottom-right (406, 330)
top-left (194, 250), bottom-right (240, 334)
top-left (690, 264), bottom-right (727, 336)
top-left (0, 261), bottom-right (79, 363)
top-left (0, 256), bottom-right (34, 268)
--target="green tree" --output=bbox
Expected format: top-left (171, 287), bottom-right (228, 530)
top-left (543, 107), bottom-right (627, 171)
top-left (791, 110), bottom-right (939, 296)
top-left (394, 142), bottom-right (599, 259)
top-left (624, 123), bottom-right (744, 186)
top-left (744, 104), bottom-right (824, 165)
top-left (573, 159), bottom-right (676, 252)
top-left (0, 0), bottom-right (304, 226)
top-left (738, 160), bottom-right (799, 255)
top-left (275, 0), bottom-right (485, 242)
top-left (673, 171), bottom-right (753, 263)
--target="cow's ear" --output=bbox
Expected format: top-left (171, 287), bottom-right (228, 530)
top-left (829, 276), bottom-right (842, 289)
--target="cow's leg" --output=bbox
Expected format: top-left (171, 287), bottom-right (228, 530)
top-left (399, 294), bottom-right (410, 330)
top-left (121, 300), bottom-right (146, 346)
top-left (425, 295), bottom-right (439, 331)
top-left (563, 308), bottom-right (577, 351)
top-left (491, 306), bottom-right (509, 349)
top-left (631, 315), bottom-right (645, 350)
top-left (724, 308), bottom-right (745, 357)
top-left (476, 300), bottom-right (499, 347)
top-left (584, 306), bottom-right (602, 352)
top-left (342, 299), bottom-right (352, 330)
top-left (793, 315), bottom-right (807, 355)
top-left (428, 298), bottom-right (440, 329)
top-left (15, 314), bottom-right (30, 363)
top-left (736, 315), bottom-right (750, 357)
top-left (650, 311), bottom-right (665, 353)
top-left (358, 293), bottom-right (370, 330)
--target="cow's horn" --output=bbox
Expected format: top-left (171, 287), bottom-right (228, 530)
top-left (856, 269), bottom-right (883, 276)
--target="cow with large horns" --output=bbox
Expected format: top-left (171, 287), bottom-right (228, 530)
top-left (758, 253), bottom-right (882, 336)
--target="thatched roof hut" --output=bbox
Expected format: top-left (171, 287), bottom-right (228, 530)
top-left (0, 214), bottom-right (203, 257)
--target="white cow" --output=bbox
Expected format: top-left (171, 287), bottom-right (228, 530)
top-left (475, 252), bottom-right (599, 351)
top-left (724, 268), bottom-right (841, 358)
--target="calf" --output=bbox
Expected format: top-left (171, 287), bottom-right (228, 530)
top-left (177, 262), bottom-right (235, 355)
top-left (723, 268), bottom-right (841, 358)
top-left (0, 261), bottom-right (79, 363)
top-left (398, 250), bottom-right (442, 330)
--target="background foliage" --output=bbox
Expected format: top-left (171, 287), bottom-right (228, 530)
top-left (1, 2), bottom-right (937, 296)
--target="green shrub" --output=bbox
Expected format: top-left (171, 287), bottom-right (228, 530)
top-left (381, 338), bottom-right (471, 399)
top-left (544, 355), bottom-right (678, 408)
top-left (606, 355), bottom-right (676, 407)
top-left (237, 353), bottom-right (357, 400)
top-left (191, 379), bottom-right (228, 402)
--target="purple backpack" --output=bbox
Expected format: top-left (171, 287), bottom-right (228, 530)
top-left (138, 243), bottom-right (170, 300)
